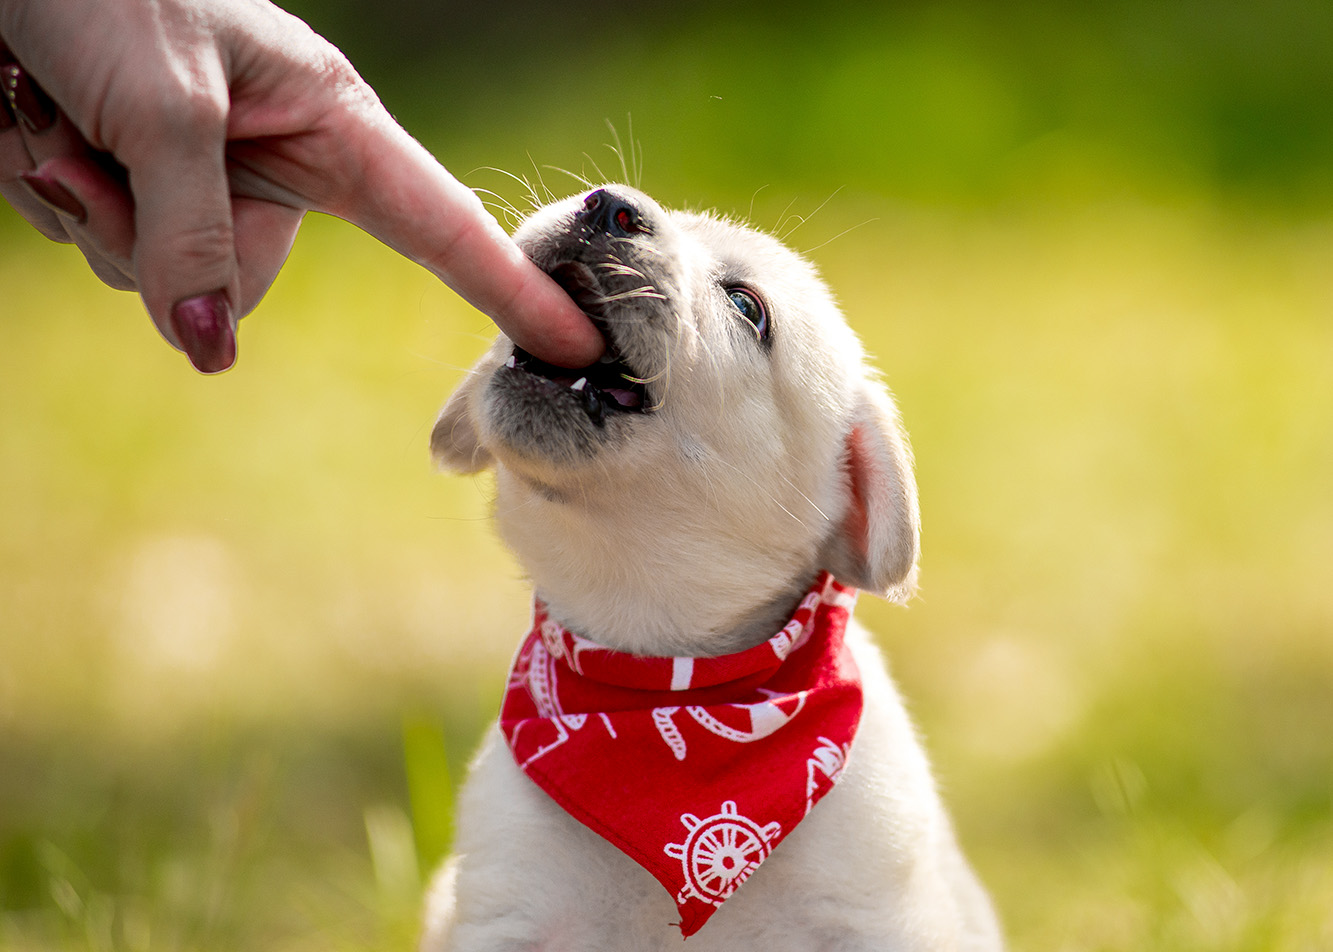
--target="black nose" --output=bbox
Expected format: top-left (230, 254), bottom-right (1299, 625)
top-left (578, 188), bottom-right (645, 238)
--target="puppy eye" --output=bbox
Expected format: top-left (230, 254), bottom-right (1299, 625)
top-left (726, 287), bottom-right (769, 340)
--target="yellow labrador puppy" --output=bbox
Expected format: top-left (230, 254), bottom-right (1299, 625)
top-left (424, 185), bottom-right (1002, 951)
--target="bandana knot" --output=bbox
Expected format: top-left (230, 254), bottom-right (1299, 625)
top-left (500, 572), bottom-right (863, 937)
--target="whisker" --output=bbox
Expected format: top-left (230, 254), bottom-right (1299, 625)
top-left (593, 261), bottom-right (649, 279)
top-left (747, 185), bottom-right (769, 224)
top-left (629, 115), bottom-right (644, 188)
top-left (581, 151), bottom-right (609, 184)
top-left (472, 165), bottom-right (543, 211)
top-left (473, 187), bottom-right (524, 227)
top-left (802, 218), bottom-right (879, 255)
top-left (620, 365), bottom-right (669, 385)
top-left (780, 186), bottom-right (844, 242)
top-left (609, 238), bottom-right (669, 261)
top-left (545, 164), bottom-right (594, 190)
top-left (593, 288), bottom-right (668, 304)
top-left (527, 153), bottom-right (557, 204)
top-left (713, 453), bottom-right (825, 529)
top-left (477, 201), bottom-right (520, 229)
top-left (773, 195), bottom-right (801, 237)
top-left (712, 455), bottom-right (801, 525)
top-left (605, 119), bottom-right (629, 183)
top-left (771, 470), bottom-right (831, 523)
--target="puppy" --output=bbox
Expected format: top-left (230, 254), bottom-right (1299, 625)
top-left (423, 185), bottom-right (1003, 951)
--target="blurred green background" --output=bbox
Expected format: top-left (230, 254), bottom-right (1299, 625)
top-left (3, 0), bottom-right (1332, 949)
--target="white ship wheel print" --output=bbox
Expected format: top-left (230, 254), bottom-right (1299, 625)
top-left (664, 801), bottom-right (782, 906)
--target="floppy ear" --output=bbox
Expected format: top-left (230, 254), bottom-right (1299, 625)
top-left (824, 379), bottom-right (921, 602)
top-left (430, 370), bottom-right (494, 474)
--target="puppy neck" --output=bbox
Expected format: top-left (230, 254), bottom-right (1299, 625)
top-left (494, 468), bottom-right (827, 657)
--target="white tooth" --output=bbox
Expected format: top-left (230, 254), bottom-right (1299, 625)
top-left (571, 377), bottom-right (588, 391)
top-left (505, 356), bottom-right (517, 368)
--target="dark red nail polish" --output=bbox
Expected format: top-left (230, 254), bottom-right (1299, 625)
top-left (18, 171), bottom-right (87, 223)
top-left (2, 62), bottom-right (56, 133)
top-left (170, 292), bottom-right (236, 374)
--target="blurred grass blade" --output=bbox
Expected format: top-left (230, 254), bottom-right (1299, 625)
top-left (401, 713), bottom-right (455, 877)
top-left (364, 803), bottom-right (420, 900)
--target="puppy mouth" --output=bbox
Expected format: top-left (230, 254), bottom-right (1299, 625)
top-left (501, 260), bottom-right (651, 426)
top-left (502, 346), bottom-right (648, 426)
top-left (547, 261), bottom-right (607, 320)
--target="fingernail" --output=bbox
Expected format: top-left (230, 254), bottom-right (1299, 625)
top-left (18, 171), bottom-right (87, 223)
top-left (170, 292), bottom-right (236, 374)
top-left (1, 62), bottom-right (57, 133)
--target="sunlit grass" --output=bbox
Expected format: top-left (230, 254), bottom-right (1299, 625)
top-left (3, 190), bottom-right (1331, 951)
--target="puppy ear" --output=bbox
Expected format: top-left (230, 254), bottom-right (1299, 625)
top-left (430, 371), bottom-right (493, 473)
top-left (825, 379), bottom-right (921, 602)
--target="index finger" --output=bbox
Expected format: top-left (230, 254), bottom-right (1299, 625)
top-left (339, 121), bottom-right (604, 369)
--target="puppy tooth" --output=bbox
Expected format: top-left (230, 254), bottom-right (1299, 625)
top-left (571, 377), bottom-right (588, 391)
top-left (505, 355), bottom-right (517, 369)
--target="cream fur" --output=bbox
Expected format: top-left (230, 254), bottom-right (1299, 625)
top-left (423, 185), bottom-right (1002, 950)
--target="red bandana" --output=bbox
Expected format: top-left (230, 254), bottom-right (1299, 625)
top-left (500, 572), bottom-right (863, 937)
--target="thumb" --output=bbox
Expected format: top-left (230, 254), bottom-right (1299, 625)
top-left (340, 122), bottom-right (604, 369)
top-left (128, 123), bottom-right (240, 374)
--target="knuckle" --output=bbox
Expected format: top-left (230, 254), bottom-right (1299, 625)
top-left (164, 219), bottom-right (235, 271)
top-left (315, 45), bottom-right (359, 85)
top-left (154, 82), bottom-right (229, 139)
top-left (302, 32), bottom-right (360, 87)
top-left (308, 42), bottom-right (379, 112)
top-left (113, 72), bottom-right (228, 158)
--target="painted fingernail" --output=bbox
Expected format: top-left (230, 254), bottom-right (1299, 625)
top-left (2, 62), bottom-right (57, 133)
top-left (18, 171), bottom-right (88, 223)
top-left (170, 292), bottom-right (237, 374)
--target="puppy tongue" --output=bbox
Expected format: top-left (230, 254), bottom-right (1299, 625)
top-left (602, 386), bottom-right (643, 409)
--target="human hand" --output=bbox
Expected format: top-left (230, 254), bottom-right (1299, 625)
top-left (0, 0), bottom-right (603, 372)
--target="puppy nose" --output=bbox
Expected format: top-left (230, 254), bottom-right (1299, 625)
top-left (579, 188), bottom-right (645, 238)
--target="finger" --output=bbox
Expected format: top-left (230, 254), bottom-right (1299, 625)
top-left (3, 47), bottom-right (143, 289)
top-left (232, 195), bottom-right (303, 317)
top-left (3, 41), bottom-right (133, 281)
top-left (0, 174), bottom-right (70, 240)
top-left (2, 54), bottom-right (129, 267)
top-left (0, 52), bottom-right (69, 240)
top-left (338, 123), bottom-right (605, 369)
top-left (22, 155), bottom-right (137, 290)
top-left (16, 167), bottom-right (129, 289)
top-left (122, 93), bottom-right (241, 375)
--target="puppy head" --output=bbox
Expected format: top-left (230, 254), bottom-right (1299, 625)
top-left (433, 185), bottom-right (918, 628)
